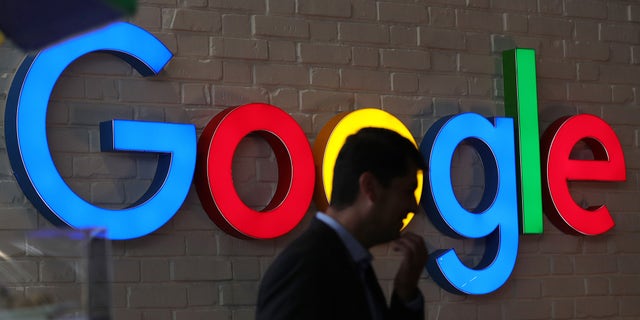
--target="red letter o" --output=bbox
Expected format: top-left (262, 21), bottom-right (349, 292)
top-left (195, 103), bottom-right (315, 239)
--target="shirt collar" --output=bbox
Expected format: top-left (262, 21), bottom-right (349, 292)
top-left (316, 212), bottom-right (371, 264)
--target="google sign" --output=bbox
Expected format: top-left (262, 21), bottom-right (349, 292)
top-left (5, 22), bottom-right (625, 295)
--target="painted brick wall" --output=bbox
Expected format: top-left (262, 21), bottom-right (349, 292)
top-left (1, 0), bottom-right (640, 319)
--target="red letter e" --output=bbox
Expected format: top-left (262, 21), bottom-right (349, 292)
top-left (541, 114), bottom-right (626, 235)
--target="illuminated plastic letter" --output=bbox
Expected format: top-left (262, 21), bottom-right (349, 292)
top-left (503, 48), bottom-right (544, 234)
top-left (313, 108), bottom-right (423, 229)
top-left (420, 113), bottom-right (519, 295)
top-left (195, 103), bottom-right (315, 239)
top-left (541, 114), bottom-right (625, 235)
top-left (5, 22), bottom-right (196, 240)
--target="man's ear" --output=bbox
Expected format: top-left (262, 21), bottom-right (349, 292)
top-left (359, 172), bottom-right (380, 203)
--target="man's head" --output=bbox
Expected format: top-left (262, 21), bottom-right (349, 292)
top-left (330, 127), bottom-right (426, 210)
top-left (328, 127), bottom-right (426, 246)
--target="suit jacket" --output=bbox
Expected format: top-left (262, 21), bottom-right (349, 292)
top-left (256, 217), bottom-right (424, 320)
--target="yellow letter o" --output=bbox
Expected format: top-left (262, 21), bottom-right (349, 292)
top-left (313, 108), bottom-right (423, 230)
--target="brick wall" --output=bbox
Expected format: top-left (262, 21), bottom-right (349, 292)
top-left (1, 0), bottom-right (640, 319)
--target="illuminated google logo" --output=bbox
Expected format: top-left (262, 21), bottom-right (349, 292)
top-left (5, 22), bottom-right (625, 295)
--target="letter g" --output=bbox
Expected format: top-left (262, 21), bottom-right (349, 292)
top-left (5, 22), bottom-right (196, 240)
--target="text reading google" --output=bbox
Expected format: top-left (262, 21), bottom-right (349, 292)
top-left (5, 22), bottom-right (625, 295)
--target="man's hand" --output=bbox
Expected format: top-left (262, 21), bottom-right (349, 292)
top-left (392, 232), bottom-right (428, 301)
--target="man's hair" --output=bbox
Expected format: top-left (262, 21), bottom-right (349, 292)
top-left (330, 127), bottom-right (426, 210)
